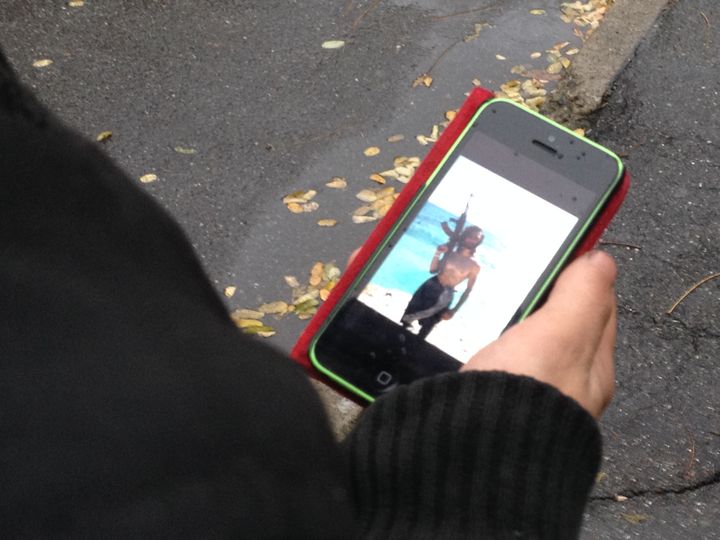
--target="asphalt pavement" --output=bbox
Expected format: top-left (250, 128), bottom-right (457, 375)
top-left (2, 0), bottom-right (718, 538)
top-left (579, 1), bottom-right (720, 537)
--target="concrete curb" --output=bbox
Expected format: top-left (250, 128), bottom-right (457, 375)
top-left (544, 0), bottom-right (673, 127)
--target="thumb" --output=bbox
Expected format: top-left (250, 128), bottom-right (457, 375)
top-left (541, 250), bottom-right (617, 336)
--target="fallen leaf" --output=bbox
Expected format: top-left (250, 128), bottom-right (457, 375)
top-left (224, 286), bottom-right (236, 298)
top-left (621, 513), bottom-right (649, 525)
top-left (353, 215), bottom-right (378, 224)
top-left (320, 289), bottom-right (331, 301)
top-left (363, 146), bottom-right (381, 157)
top-left (322, 40), bottom-right (345, 49)
top-left (495, 54), bottom-right (507, 61)
top-left (615, 495), bottom-right (628, 502)
top-left (546, 61), bottom-right (564, 74)
top-left (234, 318), bottom-right (263, 328)
top-left (317, 219), bottom-right (337, 227)
top-left (356, 189), bottom-right (378, 203)
top-left (174, 146), bottom-right (197, 155)
top-left (566, 47), bottom-right (580, 55)
top-left (353, 205), bottom-right (373, 216)
top-left (560, 57), bottom-right (571, 69)
top-left (531, 51), bottom-right (542, 59)
top-left (284, 275), bottom-right (300, 288)
top-left (464, 22), bottom-right (490, 42)
top-left (472, 78), bottom-right (482, 86)
top-left (68, 0), bottom-right (85, 6)
top-left (325, 177), bottom-right (347, 189)
top-left (242, 325), bottom-right (276, 337)
top-left (300, 202), bottom-right (319, 213)
top-left (32, 59), bottom-right (53, 68)
top-left (258, 301), bottom-right (289, 315)
top-left (412, 73), bottom-right (433, 88)
top-left (511, 64), bottom-right (528, 75)
top-left (231, 309), bottom-right (264, 320)
top-left (369, 173), bottom-right (386, 184)
top-left (282, 190), bottom-right (317, 204)
top-left (139, 173), bottom-right (157, 183)
top-left (530, 9), bottom-right (546, 15)
top-left (596, 472), bottom-right (608, 483)
top-left (445, 110), bottom-right (457, 121)
top-left (387, 134), bottom-right (404, 143)
top-left (96, 131), bottom-right (113, 143)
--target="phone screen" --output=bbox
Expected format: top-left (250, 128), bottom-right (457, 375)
top-left (312, 100), bottom-right (622, 398)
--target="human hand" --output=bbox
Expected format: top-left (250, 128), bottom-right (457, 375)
top-left (461, 250), bottom-right (617, 419)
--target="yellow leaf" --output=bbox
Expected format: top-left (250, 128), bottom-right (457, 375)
top-left (224, 286), bottom-right (236, 298)
top-left (174, 146), bottom-right (197, 154)
top-left (301, 201), bottom-right (319, 213)
top-left (596, 472), bottom-right (608, 483)
top-left (286, 202), bottom-right (304, 213)
top-left (369, 173), bottom-right (386, 184)
top-left (242, 325), bottom-right (276, 337)
top-left (363, 146), bottom-right (381, 157)
top-left (320, 289), bottom-right (331, 301)
top-left (621, 513), bottom-right (649, 525)
top-left (32, 59), bottom-right (53, 68)
top-left (566, 47), bottom-right (580, 55)
top-left (531, 51), bottom-right (542, 59)
top-left (139, 173), bottom-right (157, 183)
top-left (96, 131), bottom-right (113, 143)
top-left (445, 110), bottom-right (457, 121)
top-left (546, 61), bottom-right (563, 74)
top-left (317, 219), bottom-right (337, 227)
top-left (560, 57), bottom-right (571, 69)
top-left (284, 275), bottom-right (300, 288)
top-left (412, 73), bottom-right (433, 88)
top-left (325, 177), bottom-right (347, 189)
top-left (258, 301), bottom-right (289, 315)
top-left (68, 0), bottom-right (84, 6)
top-left (511, 64), bottom-right (527, 75)
top-left (235, 318), bottom-right (263, 328)
top-left (353, 215), bottom-right (378, 224)
top-left (231, 309), bottom-right (264, 320)
top-left (322, 40), bottom-right (345, 49)
top-left (353, 205), bottom-right (373, 216)
top-left (530, 9), bottom-right (546, 15)
top-left (495, 54), bottom-right (507, 61)
top-left (356, 189), bottom-right (378, 203)
top-left (574, 128), bottom-right (586, 137)
top-left (387, 134), bottom-right (404, 143)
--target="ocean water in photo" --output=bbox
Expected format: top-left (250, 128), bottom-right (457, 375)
top-left (370, 202), bottom-right (503, 300)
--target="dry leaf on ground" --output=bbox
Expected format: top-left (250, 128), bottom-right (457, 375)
top-left (32, 59), bottom-right (53, 68)
top-left (412, 73), bottom-right (433, 88)
top-left (363, 146), bottom-right (381, 157)
top-left (96, 131), bottom-right (113, 143)
top-left (224, 286), bottom-right (236, 298)
top-left (139, 173), bottom-right (157, 183)
top-left (322, 40), bottom-right (345, 49)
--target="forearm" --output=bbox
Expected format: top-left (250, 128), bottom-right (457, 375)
top-left (344, 371), bottom-right (601, 539)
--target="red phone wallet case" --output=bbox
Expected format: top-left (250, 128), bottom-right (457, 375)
top-left (291, 87), bottom-right (630, 403)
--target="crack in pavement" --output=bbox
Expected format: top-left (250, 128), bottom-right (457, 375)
top-left (591, 469), bottom-right (720, 502)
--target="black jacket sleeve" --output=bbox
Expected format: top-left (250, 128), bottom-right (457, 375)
top-left (0, 48), bottom-right (600, 539)
top-left (346, 371), bottom-right (602, 539)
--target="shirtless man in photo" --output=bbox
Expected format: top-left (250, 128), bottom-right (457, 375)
top-left (401, 226), bottom-right (483, 339)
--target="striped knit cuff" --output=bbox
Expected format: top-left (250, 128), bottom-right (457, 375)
top-left (345, 371), bottom-right (601, 540)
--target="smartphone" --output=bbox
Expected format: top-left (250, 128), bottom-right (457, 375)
top-left (310, 98), bottom-right (624, 402)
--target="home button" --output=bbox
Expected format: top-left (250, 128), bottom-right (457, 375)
top-left (376, 371), bottom-right (393, 386)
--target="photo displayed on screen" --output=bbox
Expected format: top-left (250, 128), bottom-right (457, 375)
top-left (357, 155), bottom-right (579, 363)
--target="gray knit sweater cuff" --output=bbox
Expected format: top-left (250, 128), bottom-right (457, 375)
top-left (345, 371), bottom-right (601, 539)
